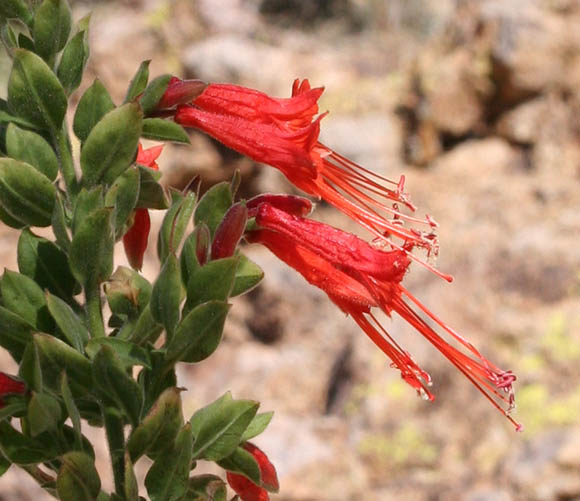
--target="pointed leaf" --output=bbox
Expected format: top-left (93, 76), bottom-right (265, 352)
top-left (18, 229), bottom-right (78, 300)
top-left (217, 446), bottom-right (261, 485)
top-left (92, 345), bottom-right (143, 427)
top-left (190, 392), bottom-right (259, 461)
top-left (241, 412), bottom-right (274, 442)
top-left (60, 372), bottom-right (83, 451)
top-left (8, 49), bottom-right (67, 131)
top-left (73, 79), bottom-right (115, 142)
top-left (184, 258), bottom-right (238, 315)
top-left (142, 118), bottom-right (190, 143)
top-left (33, 0), bottom-right (72, 60)
top-left (166, 300), bottom-right (229, 364)
top-left (6, 123), bottom-right (59, 181)
top-left (0, 158), bottom-right (55, 227)
top-left (81, 102), bottom-right (142, 187)
top-left (124, 453), bottom-right (139, 501)
top-left (70, 208), bottom-right (114, 287)
top-left (140, 74), bottom-right (171, 115)
top-left (145, 424), bottom-right (193, 501)
top-left (194, 182), bottom-right (233, 238)
top-left (46, 293), bottom-right (89, 352)
top-left (52, 192), bottom-right (71, 252)
top-left (231, 254), bottom-right (264, 297)
top-left (27, 392), bottom-right (62, 437)
top-left (157, 191), bottom-right (196, 263)
top-left (56, 451), bottom-right (101, 501)
top-left (85, 338), bottom-right (150, 369)
top-left (135, 163), bottom-right (168, 209)
top-left (0, 269), bottom-right (52, 331)
top-left (105, 166), bottom-right (140, 239)
top-left (0, 306), bottom-right (33, 361)
top-left (150, 254), bottom-right (182, 338)
top-left (124, 60), bottom-right (150, 103)
top-left (127, 387), bottom-right (183, 462)
top-left (57, 27), bottom-right (90, 95)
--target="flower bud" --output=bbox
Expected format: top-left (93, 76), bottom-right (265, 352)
top-left (157, 77), bottom-right (208, 109)
top-left (211, 202), bottom-right (248, 260)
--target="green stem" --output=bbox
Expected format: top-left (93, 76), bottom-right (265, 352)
top-left (103, 406), bottom-right (125, 496)
top-left (86, 282), bottom-right (105, 338)
top-left (54, 126), bottom-right (78, 196)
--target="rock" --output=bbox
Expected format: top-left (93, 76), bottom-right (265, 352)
top-left (495, 97), bottom-right (548, 145)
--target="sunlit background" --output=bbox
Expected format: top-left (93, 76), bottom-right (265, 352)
top-left (1, 0), bottom-right (580, 499)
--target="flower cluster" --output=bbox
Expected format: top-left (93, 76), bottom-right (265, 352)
top-left (157, 77), bottom-right (520, 432)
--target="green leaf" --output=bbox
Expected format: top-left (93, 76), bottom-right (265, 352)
top-left (73, 78), bottom-right (115, 142)
top-left (140, 74), bottom-right (171, 115)
top-left (7, 49), bottom-right (67, 131)
top-left (150, 254), bottom-right (182, 338)
top-left (184, 257), bottom-right (238, 314)
top-left (194, 182), bottom-right (233, 238)
top-left (6, 123), bottom-right (59, 181)
top-left (135, 163), bottom-right (168, 210)
top-left (0, 158), bottom-right (55, 227)
top-left (56, 451), bottom-right (101, 501)
top-left (18, 341), bottom-right (43, 392)
top-left (231, 254), bottom-right (264, 296)
top-left (217, 446), bottom-right (261, 485)
top-left (60, 372), bottom-right (83, 451)
top-left (184, 475), bottom-right (227, 501)
top-left (0, 400), bottom-right (27, 422)
top-left (0, 421), bottom-right (58, 465)
top-left (126, 304), bottom-right (162, 346)
top-left (105, 166), bottom-right (140, 239)
top-left (165, 300), bottom-right (229, 364)
top-left (127, 387), bottom-right (183, 462)
top-left (0, 306), bottom-right (34, 361)
top-left (157, 191), bottom-right (196, 263)
top-left (241, 412), bottom-right (274, 442)
top-left (0, 0), bottom-right (32, 24)
top-left (52, 192), bottom-right (71, 252)
top-left (1, 23), bottom-right (18, 50)
top-left (190, 392), bottom-right (259, 461)
top-left (69, 208), bottom-right (114, 287)
top-left (85, 338), bottom-right (151, 369)
top-left (142, 118), bottom-right (190, 143)
top-left (92, 345), bottom-right (143, 427)
top-left (18, 229), bottom-right (78, 300)
top-left (33, 0), bottom-right (72, 61)
top-left (0, 269), bottom-right (52, 331)
top-left (57, 26), bottom-right (90, 95)
top-left (81, 102), bottom-right (143, 187)
top-left (27, 392), bottom-right (62, 437)
top-left (46, 293), bottom-right (89, 352)
top-left (124, 60), bottom-right (150, 103)
top-left (34, 333), bottom-right (92, 390)
top-left (145, 423), bottom-right (193, 501)
top-left (72, 187), bottom-right (103, 235)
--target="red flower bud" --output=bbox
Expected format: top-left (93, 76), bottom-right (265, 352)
top-left (211, 202), bottom-right (248, 260)
top-left (157, 77), bottom-right (208, 109)
top-left (0, 372), bottom-right (26, 408)
top-left (226, 442), bottom-right (279, 501)
top-left (123, 143), bottom-right (164, 270)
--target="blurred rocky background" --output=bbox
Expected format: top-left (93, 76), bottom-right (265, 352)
top-left (1, 0), bottom-right (580, 499)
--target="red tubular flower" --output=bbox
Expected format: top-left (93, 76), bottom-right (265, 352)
top-left (0, 372), bottom-right (26, 408)
top-left (246, 200), bottom-right (521, 430)
top-left (122, 143), bottom-right (163, 270)
top-left (173, 80), bottom-right (450, 281)
top-left (226, 442), bottom-right (279, 501)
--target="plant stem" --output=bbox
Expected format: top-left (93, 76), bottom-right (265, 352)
top-left (103, 406), bottom-right (125, 496)
top-left (86, 282), bottom-right (105, 338)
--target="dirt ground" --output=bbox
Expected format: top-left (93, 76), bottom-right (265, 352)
top-left (1, 1), bottom-right (580, 500)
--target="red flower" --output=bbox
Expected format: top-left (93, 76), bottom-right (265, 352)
top-left (226, 442), bottom-right (279, 501)
top-left (246, 198), bottom-right (521, 430)
top-left (173, 80), bottom-right (449, 280)
top-left (0, 372), bottom-right (26, 408)
top-left (122, 143), bottom-right (163, 270)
